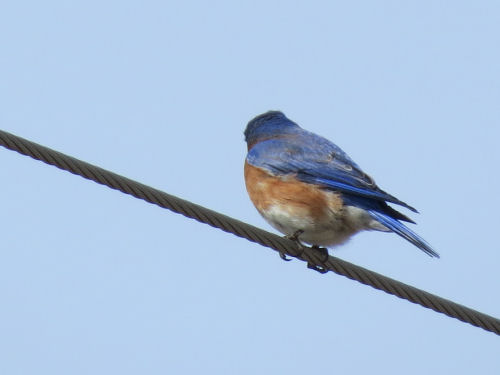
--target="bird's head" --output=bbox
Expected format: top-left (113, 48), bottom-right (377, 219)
top-left (244, 111), bottom-right (300, 149)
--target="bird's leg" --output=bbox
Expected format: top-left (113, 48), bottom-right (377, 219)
top-left (306, 245), bottom-right (329, 274)
top-left (286, 229), bottom-right (304, 243)
top-left (280, 229), bottom-right (305, 261)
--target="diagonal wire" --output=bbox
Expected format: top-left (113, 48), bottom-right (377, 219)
top-left (1, 128), bottom-right (499, 336)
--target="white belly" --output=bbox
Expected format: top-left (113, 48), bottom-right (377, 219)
top-left (260, 204), bottom-right (386, 247)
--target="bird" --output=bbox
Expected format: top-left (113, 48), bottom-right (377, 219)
top-left (243, 110), bottom-right (439, 259)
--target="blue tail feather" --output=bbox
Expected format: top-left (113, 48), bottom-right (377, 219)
top-left (368, 211), bottom-right (440, 258)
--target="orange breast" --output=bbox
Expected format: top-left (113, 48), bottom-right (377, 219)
top-left (244, 161), bottom-right (343, 220)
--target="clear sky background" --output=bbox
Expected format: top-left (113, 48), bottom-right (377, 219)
top-left (1, 1), bottom-right (499, 374)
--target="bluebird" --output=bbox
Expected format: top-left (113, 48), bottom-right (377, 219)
top-left (244, 110), bottom-right (439, 259)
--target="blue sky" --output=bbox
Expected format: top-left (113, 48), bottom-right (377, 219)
top-left (1, 1), bottom-right (499, 373)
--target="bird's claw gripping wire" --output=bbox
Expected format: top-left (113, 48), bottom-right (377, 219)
top-left (307, 245), bottom-right (329, 274)
top-left (280, 229), bottom-right (305, 261)
top-left (283, 230), bottom-right (328, 273)
top-left (279, 252), bottom-right (292, 261)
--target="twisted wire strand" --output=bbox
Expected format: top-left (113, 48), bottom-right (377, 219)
top-left (1, 129), bottom-right (499, 336)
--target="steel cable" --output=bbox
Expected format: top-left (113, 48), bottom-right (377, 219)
top-left (1, 129), bottom-right (499, 336)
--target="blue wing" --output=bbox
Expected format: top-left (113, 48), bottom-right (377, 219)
top-left (247, 131), bottom-right (417, 213)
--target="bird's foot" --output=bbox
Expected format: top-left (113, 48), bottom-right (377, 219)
top-left (307, 245), bottom-right (329, 274)
top-left (281, 231), bottom-right (329, 274)
top-left (307, 263), bottom-right (328, 274)
top-left (280, 230), bottom-right (305, 261)
top-left (311, 245), bottom-right (329, 260)
top-left (279, 252), bottom-right (292, 261)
